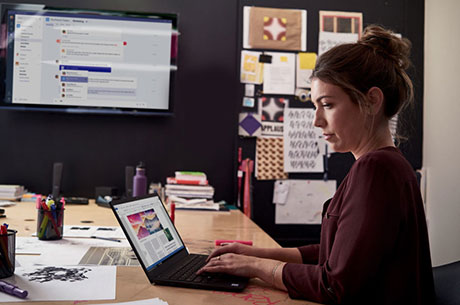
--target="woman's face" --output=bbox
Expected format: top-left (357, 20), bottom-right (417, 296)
top-left (311, 78), bottom-right (370, 158)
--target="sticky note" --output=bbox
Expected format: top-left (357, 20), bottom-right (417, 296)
top-left (299, 52), bottom-right (317, 70)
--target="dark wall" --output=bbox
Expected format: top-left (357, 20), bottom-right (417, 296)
top-left (0, 0), bottom-right (424, 245)
top-left (236, 0), bottom-right (424, 245)
top-left (0, 0), bottom-right (240, 202)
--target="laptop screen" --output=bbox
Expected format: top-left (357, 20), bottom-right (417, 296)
top-left (113, 195), bottom-right (185, 270)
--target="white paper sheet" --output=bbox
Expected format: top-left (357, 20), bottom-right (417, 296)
top-left (263, 52), bottom-right (296, 95)
top-left (296, 52), bottom-right (317, 88)
top-left (88, 298), bottom-right (169, 305)
top-left (63, 225), bottom-right (126, 238)
top-left (318, 31), bottom-right (359, 56)
top-left (284, 108), bottom-right (325, 172)
top-left (0, 265), bottom-right (116, 302)
top-left (275, 179), bottom-right (336, 224)
top-left (16, 237), bottom-right (130, 266)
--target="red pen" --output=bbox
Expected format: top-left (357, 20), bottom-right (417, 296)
top-left (170, 203), bottom-right (175, 224)
top-left (215, 240), bottom-right (253, 246)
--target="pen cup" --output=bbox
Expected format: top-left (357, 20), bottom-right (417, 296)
top-left (37, 208), bottom-right (64, 240)
top-left (0, 230), bottom-right (16, 278)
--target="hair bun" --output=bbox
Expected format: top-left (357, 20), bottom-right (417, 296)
top-left (358, 25), bottom-right (411, 69)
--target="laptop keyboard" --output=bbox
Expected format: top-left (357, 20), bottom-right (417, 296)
top-left (165, 254), bottom-right (217, 283)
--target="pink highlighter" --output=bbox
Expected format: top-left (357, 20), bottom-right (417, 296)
top-left (215, 240), bottom-right (253, 246)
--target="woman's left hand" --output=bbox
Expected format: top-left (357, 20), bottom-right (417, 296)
top-left (197, 253), bottom-right (261, 278)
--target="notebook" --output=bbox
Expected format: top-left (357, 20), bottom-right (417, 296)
top-left (109, 193), bottom-right (248, 292)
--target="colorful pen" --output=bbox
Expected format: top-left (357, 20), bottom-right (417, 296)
top-left (0, 280), bottom-right (28, 298)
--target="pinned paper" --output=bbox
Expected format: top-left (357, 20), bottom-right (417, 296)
top-left (239, 112), bottom-right (262, 137)
top-left (244, 7), bottom-right (307, 51)
top-left (296, 52), bottom-right (317, 88)
top-left (258, 96), bottom-right (287, 137)
top-left (240, 50), bottom-right (263, 84)
top-left (245, 84), bottom-right (255, 97)
top-left (256, 137), bottom-right (288, 180)
top-left (284, 108), bottom-right (325, 172)
top-left (273, 180), bottom-right (289, 204)
top-left (243, 97), bottom-right (255, 107)
top-left (263, 51), bottom-right (296, 95)
top-left (319, 10), bottom-right (363, 37)
top-left (318, 31), bottom-right (359, 56)
top-left (275, 179), bottom-right (336, 224)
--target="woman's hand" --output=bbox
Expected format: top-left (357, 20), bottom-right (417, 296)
top-left (197, 253), bottom-right (288, 291)
top-left (198, 253), bottom-right (261, 278)
top-left (206, 242), bottom-right (255, 262)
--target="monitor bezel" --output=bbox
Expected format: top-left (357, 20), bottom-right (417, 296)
top-left (0, 3), bottom-right (178, 116)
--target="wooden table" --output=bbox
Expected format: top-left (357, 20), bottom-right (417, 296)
top-left (1, 201), bottom-right (317, 305)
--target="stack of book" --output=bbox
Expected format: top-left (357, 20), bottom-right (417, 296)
top-left (0, 185), bottom-right (25, 201)
top-left (165, 172), bottom-right (218, 210)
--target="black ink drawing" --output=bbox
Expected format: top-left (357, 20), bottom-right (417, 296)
top-left (23, 266), bottom-right (91, 283)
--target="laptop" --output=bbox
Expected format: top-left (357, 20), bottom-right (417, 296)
top-left (109, 193), bottom-right (248, 292)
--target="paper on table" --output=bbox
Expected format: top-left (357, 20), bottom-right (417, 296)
top-left (16, 237), bottom-right (130, 266)
top-left (63, 225), bottom-right (126, 238)
top-left (275, 179), bottom-right (336, 224)
top-left (0, 265), bottom-right (116, 302)
top-left (88, 298), bottom-right (169, 305)
top-left (263, 52), bottom-right (296, 95)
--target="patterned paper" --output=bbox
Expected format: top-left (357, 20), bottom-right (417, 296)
top-left (259, 96), bottom-right (287, 137)
top-left (283, 108), bottom-right (324, 173)
top-left (263, 17), bottom-right (287, 41)
top-left (319, 11), bottom-right (363, 37)
top-left (256, 137), bottom-right (288, 180)
top-left (239, 112), bottom-right (262, 137)
top-left (248, 7), bottom-right (305, 51)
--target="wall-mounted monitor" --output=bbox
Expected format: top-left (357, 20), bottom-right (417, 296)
top-left (0, 3), bottom-right (178, 116)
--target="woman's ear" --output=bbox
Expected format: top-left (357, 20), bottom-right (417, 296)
top-left (366, 87), bottom-right (384, 115)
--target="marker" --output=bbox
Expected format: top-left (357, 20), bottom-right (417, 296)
top-left (215, 240), bottom-right (253, 246)
top-left (91, 236), bottom-right (121, 243)
top-left (0, 280), bottom-right (28, 298)
top-left (170, 203), bottom-right (175, 224)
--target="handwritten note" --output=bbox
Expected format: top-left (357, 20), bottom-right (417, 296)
top-left (284, 108), bottom-right (324, 173)
top-left (318, 31), bottom-right (358, 56)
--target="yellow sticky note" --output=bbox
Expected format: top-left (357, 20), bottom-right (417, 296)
top-left (280, 56), bottom-right (288, 62)
top-left (299, 53), bottom-right (317, 70)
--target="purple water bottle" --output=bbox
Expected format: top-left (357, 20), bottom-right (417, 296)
top-left (133, 162), bottom-right (147, 197)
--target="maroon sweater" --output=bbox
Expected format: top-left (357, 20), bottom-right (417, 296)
top-left (282, 147), bottom-right (435, 304)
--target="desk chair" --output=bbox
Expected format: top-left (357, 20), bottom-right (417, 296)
top-left (432, 260), bottom-right (460, 305)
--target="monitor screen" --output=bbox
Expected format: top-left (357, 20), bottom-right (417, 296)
top-left (0, 4), bottom-right (178, 115)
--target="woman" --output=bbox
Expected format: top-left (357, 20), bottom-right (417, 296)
top-left (198, 25), bottom-right (435, 305)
